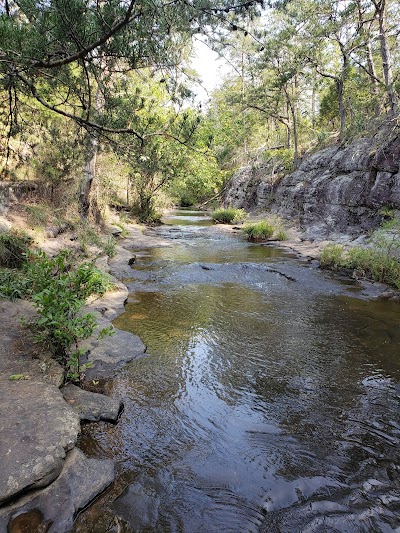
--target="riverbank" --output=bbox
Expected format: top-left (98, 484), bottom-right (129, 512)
top-left (224, 219), bottom-right (400, 301)
top-left (0, 218), bottom-right (155, 532)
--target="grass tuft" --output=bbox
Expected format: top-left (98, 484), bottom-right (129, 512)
top-left (211, 207), bottom-right (248, 224)
top-left (243, 220), bottom-right (275, 241)
top-left (320, 240), bottom-right (400, 290)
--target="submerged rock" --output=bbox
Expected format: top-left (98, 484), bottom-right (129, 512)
top-left (112, 470), bottom-right (174, 530)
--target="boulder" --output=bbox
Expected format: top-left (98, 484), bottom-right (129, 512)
top-left (62, 383), bottom-right (122, 422)
top-left (0, 381), bottom-right (80, 505)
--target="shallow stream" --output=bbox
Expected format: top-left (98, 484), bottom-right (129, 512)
top-left (73, 210), bottom-right (400, 532)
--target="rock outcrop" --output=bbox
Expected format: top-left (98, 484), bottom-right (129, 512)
top-left (0, 222), bottom-right (152, 530)
top-left (224, 132), bottom-right (400, 239)
top-left (0, 299), bottom-right (116, 530)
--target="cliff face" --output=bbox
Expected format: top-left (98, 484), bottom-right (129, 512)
top-left (224, 133), bottom-right (400, 239)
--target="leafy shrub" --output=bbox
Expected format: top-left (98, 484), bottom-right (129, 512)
top-left (0, 269), bottom-right (30, 300)
top-left (23, 250), bottom-right (111, 382)
top-left (243, 220), bottom-right (274, 241)
top-left (0, 230), bottom-right (32, 268)
top-left (1, 248), bottom-right (112, 380)
top-left (211, 207), bottom-right (248, 224)
top-left (131, 193), bottom-right (162, 225)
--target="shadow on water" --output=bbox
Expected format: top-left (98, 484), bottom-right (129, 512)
top-left (73, 211), bottom-right (400, 533)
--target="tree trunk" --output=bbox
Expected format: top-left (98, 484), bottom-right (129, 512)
top-left (337, 77), bottom-right (346, 142)
top-left (79, 133), bottom-right (98, 220)
top-left (289, 101), bottom-right (299, 167)
top-left (286, 102), bottom-right (291, 149)
top-left (79, 83), bottom-right (103, 221)
top-left (357, 0), bottom-right (380, 114)
top-left (376, 0), bottom-right (398, 114)
top-left (336, 45), bottom-right (350, 143)
top-left (311, 82), bottom-right (316, 130)
top-left (366, 40), bottom-right (378, 95)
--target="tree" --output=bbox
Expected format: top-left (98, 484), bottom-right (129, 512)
top-left (204, 0), bottom-right (399, 172)
top-left (1, 0), bottom-right (263, 215)
top-left (371, 0), bottom-right (398, 113)
top-left (1, 1), bottom-right (262, 142)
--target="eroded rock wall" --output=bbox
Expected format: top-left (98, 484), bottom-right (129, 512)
top-left (224, 134), bottom-right (400, 239)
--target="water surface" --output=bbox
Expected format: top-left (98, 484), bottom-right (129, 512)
top-left (73, 211), bottom-right (400, 532)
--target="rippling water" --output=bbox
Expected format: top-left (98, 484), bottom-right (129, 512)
top-left (73, 210), bottom-right (400, 532)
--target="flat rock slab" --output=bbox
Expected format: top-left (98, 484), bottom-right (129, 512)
top-left (0, 448), bottom-right (114, 533)
top-left (108, 247), bottom-right (138, 279)
top-left (0, 380), bottom-right (80, 505)
top-left (82, 316), bottom-right (146, 380)
top-left (62, 383), bottom-right (122, 422)
top-left (86, 281), bottom-right (129, 321)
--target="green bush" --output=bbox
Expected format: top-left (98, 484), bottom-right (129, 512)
top-left (243, 220), bottom-right (275, 241)
top-left (0, 230), bottom-right (32, 268)
top-left (211, 207), bottom-right (247, 224)
top-left (0, 269), bottom-right (30, 300)
top-left (7, 249), bottom-right (112, 382)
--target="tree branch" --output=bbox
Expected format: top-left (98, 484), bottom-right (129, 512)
top-left (15, 70), bottom-right (145, 142)
top-left (31, 0), bottom-right (138, 69)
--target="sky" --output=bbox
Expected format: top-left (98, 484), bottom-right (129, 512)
top-left (190, 38), bottom-right (231, 103)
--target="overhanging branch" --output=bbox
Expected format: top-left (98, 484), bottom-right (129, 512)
top-left (31, 0), bottom-right (138, 69)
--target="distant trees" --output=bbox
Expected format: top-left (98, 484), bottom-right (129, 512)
top-left (207, 0), bottom-right (399, 169)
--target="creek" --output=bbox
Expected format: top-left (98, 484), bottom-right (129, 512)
top-left (73, 209), bottom-right (400, 532)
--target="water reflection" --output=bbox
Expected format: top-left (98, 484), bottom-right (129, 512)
top-left (162, 208), bottom-right (213, 227)
top-left (73, 212), bottom-right (400, 532)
